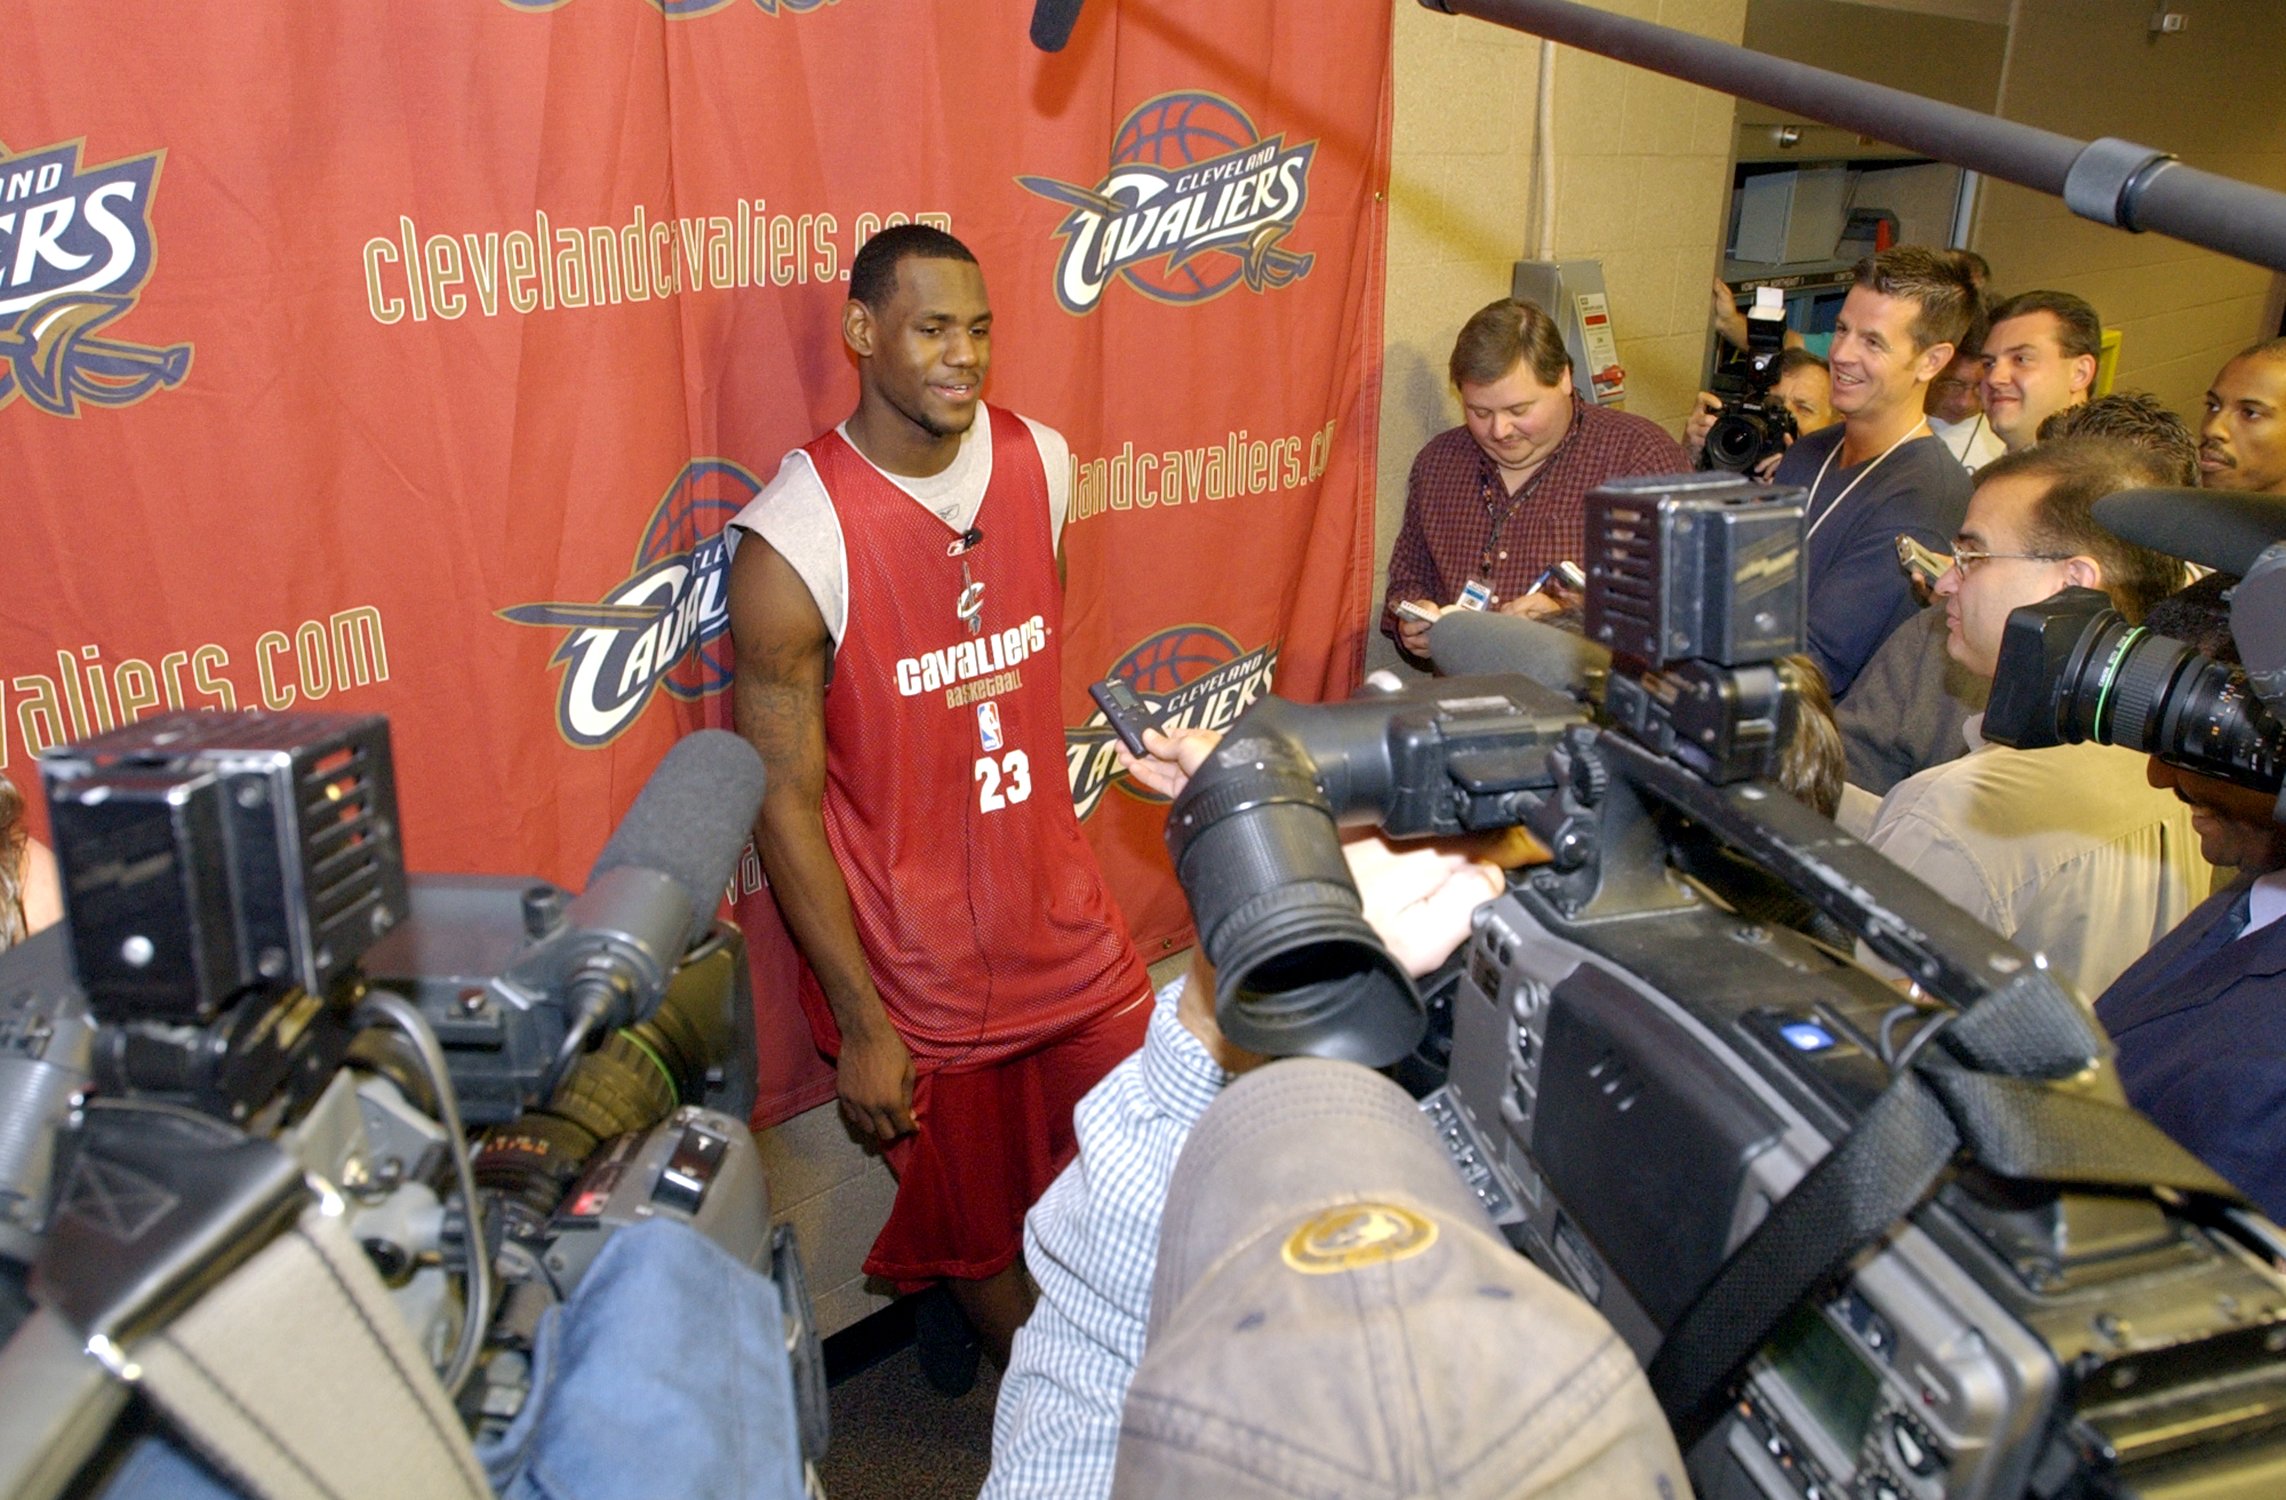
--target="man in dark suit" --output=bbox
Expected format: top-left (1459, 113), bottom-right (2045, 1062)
top-left (2094, 576), bottom-right (2286, 1220)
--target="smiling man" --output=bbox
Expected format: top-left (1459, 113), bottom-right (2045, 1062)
top-left (1861, 438), bottom-right (2205, 1000)
top-left (725, 226), bottom-right (1152, 1382)
top-left (1770, 247), bottom-right (1978, 696)
top-left (1978, 289), bottom-right (2102, 453)
top-left (1382, 297), bottom-right (1686, 663)
top-left (2198, 339), bottom-right (2286, 495)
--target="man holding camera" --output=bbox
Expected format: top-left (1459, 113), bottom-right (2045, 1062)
top-left (1861, 439), bottom-right (2207, 999)
top-left (725, 226), bottom-right (1151, 1379)
top-left (983, 724), bottom-right (1506, 1500)
top-left (1381, 297), bottom-right (1686, 664)
top-left (1770, 247), bottom-right (1977, 697)
top-left (2093, 576), bottom-right (2286, 1219)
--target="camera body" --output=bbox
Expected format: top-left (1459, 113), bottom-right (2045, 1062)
top-left (1984, 585), bottom-right (2286, 801)
top-left (1172, 474), bottom-right (2286, 1498)
top-left (0, 712), bottom-right (823, 1493)
top-left (1701, 303), bottom-right (1799, 475)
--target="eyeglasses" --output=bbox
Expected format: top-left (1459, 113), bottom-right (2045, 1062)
top-left (1893, 533), bottom-right (2072, 584)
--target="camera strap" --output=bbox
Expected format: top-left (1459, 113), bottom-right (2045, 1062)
top-left (1644, 970), bottom-right (2248, 1444)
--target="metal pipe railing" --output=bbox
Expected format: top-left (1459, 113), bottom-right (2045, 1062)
top-left (1422, 0), bottom-right (2286, 275)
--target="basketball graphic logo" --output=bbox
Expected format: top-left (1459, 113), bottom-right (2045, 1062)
top-left (1018, 91), bottom-right (1317, 315)
top-left (499, 459), bottom-right (761, 748)
top-left (1065, 625), bottom-right (1280, 819)
top-left (0, 137), bottom-right (191, 418)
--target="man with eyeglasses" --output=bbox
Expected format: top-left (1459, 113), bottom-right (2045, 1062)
top-left (1926, 343), bottom-right (2006, 474)
top-left (1857, 438), bottom-right (2208, 1000)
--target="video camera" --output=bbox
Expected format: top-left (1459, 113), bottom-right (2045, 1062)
top-left (1701, 288), bottom-right (1798, 475)
top-left (1982, 498), bottom-right (2286, 820)
top-left (1168, 473), bottom-right (2286, 1500)
top-left (0, 712), bottom-right (825, 1498)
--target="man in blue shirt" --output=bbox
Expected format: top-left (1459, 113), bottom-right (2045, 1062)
top-left (1770, 248), bottom-right (1979, 697)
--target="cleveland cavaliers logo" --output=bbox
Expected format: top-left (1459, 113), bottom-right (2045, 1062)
top-left (0, 137), bottom-right (191, 418)
top-left (499, 460), bottom-right (759, 747)
top-left (1018, 92), bottom-right (1316, 316)
top-left (1066, 624), bottom-right (1279, 819)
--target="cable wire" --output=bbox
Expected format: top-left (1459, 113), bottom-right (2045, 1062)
top-left (355, 987), bottom-right (493, 1398)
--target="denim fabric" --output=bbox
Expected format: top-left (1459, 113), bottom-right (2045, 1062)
top-left (478, 1218), bottom-right (805, 1500)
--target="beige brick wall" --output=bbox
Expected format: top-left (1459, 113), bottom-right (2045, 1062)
top-left (1972, 0), bottom-right (2286, 419)
top-left (1371, 0), bottom-right (1748, 675)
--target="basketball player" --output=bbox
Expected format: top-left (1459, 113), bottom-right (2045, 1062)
top-left (725, 226), bottom-right (1152, 1380)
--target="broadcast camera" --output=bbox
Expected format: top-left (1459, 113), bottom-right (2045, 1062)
top-left (1168, 473), bottom-right (2286, 1500)
top-left (1981, 500), bottom-right (2286, 813)
top-left (1701, 288), bottom-right (1798, 475)
top-left (0, 712), bottom-right (825, 1499)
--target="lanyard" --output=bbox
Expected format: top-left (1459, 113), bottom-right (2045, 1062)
top-left (1803, 421), bottom-right (1930, 545)
top-left (1479, 410), bottom-right (1579, 556)
top-left (1941, 412), bottom-right (1988, 464)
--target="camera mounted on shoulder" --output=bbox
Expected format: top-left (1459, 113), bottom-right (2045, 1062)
top-left (1169, 472), bottom-right (2286, 1500)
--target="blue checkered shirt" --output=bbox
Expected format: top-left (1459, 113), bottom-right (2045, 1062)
top-left (982, 978), bottom-right (1229, 1500)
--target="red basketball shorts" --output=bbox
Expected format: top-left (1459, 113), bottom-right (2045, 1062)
top-left (864, 990), bottom-right (1152, 1289)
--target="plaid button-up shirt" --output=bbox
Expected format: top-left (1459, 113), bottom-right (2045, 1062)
top-left (1382, 398), bottom-right (1689, 650)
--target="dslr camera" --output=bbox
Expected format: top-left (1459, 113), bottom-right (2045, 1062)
top-left (1168, 473), bottom-right (2286, 1500)
top-left (1701, 289), bottom-right (1799, 475)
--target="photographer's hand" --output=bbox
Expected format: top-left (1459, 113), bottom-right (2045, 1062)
top-left (1345, 833), bottom-right (1507, 978)
top-left (1711, 279), bottom-right (1749, 351)
top-left (1115, 725), bottom-right (1222, 800)
top-left (1177, 834), bottom-right (1506, 1072)
top-left (1685, 390), bottom-right (1722, 457)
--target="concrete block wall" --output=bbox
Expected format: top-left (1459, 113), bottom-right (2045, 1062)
top-left (1973, 0), bottom-right (2286, 419)
top-left (1370, 0), bottom-right (1748, 675)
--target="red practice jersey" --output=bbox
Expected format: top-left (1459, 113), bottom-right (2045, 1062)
top-left (799, 408), bottom-right (1149, 1072)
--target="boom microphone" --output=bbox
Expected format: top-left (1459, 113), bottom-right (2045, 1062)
top-left (2093, 488), bottom-right (2286, 716)
top-left (1030, 0), bottom-right (1085, 51)
top-left (546, 731), bottom-right (767, 1054)
top-left (1428, 609), bottom-right (1611, 696)
top-left (2094, 487), bottom-right (2286, 577)
top-left (585, 729), bottom-right (768, 950)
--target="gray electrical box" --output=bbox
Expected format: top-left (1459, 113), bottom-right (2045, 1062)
top-left (1511, 259), bottom-right (1627, 406)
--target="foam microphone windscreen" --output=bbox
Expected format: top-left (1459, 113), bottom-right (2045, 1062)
top-left (2094, 487), bottom-right (2286, 577)
top-left (1428, 610), bottom-right (1610, 695)
top-left (588, 729), bottom-right (767, 947)
top-left (1030, 0), bottom-right (1085, 51)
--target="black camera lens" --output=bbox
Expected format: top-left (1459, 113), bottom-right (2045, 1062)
top-left (1699, 402), bottom-right (1797, 475)
top-left (1985, 587), bottom-right (2286, 792)
top-left (1702, 411), bottom-right (1774, 473)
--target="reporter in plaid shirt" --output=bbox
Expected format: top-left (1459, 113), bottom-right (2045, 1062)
top-left (1382, 297), bottom-right (1688, 664)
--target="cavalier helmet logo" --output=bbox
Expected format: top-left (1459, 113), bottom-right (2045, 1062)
top-left (499, 460), bottom-right (760, 747)
top-left (0, 137), bottom-right (191, 418)
top-left (1018, 92), bottom-right (1316, 316)
top-left (1066, 624), bottom-right (1279, 820)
